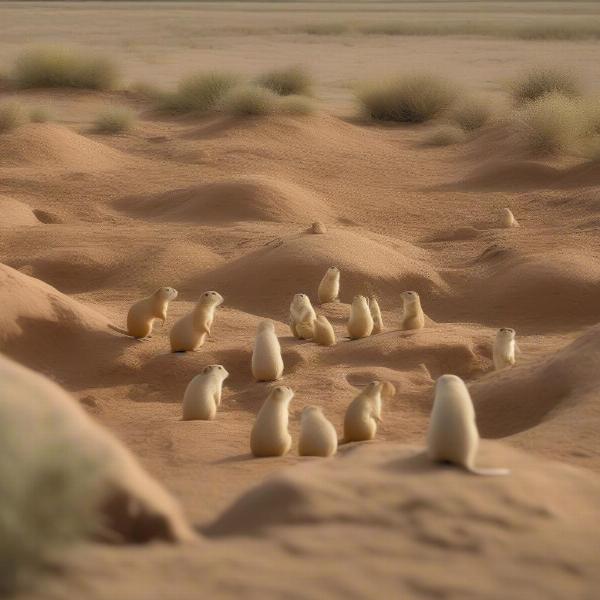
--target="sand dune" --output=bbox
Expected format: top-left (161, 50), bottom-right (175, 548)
top-left (116, 175), bottom-right (333, 225)
top-left (0, 123), bottom-right (124, 170)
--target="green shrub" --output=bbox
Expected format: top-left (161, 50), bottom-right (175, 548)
top-left (256, 65), bottom-right (312, 97)
top-left (356, 74), bottom-right (458, 123)
top-left (93, 108), bottom-right (135, 134)
top-left (13, 46), bottom-right (118, 90)
top-left (0, 102), bottom-right (27, 133)
top-left (511, 67), bottom-right (581, 105)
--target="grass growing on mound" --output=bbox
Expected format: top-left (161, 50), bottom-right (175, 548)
top-left (451, 97), bottom-right (493, 131)
top-left (356, 74), bottom-right (458, 123)
top-left (511, 67), bottom-right (581, 105)
top-left (424, 126), bottom-right (466, 147)
top-left (13, 46), bottom-right (118, 90)
top-left (224, 85), bottom-right (278, 116)
top-left (93, 108), bottom-right (135, 134)
top-left (0, 410), bottom-right (101, 595)
top-left (519, 93), bottom-right (583, 155)
top-left (158, 72), bottom-right (239, 114)
top-left (0, 102), bottom-right (27, 133)
top-left (256, 65), bottom-right (312, 97)
top-left (278, 94), bottom-right (316, 115)
top-left (29, 107), bottom-right (51, 123)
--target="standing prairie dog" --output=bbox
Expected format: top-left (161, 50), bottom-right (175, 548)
top-left (252, 320), bottom-right (284, 382)
top-left (500, 207), bottom-right (519, 228)
top-left (299, 406), bottom-right (338, 457)
top-left (182, 365), bottom-right (229, 421)
top-left (170, 291), bottom-right (224, 352)
top-left (289, 293), bottom-right (317, 340)
top-left (427, 374), bottom-right (509, 476)
top-left (347, 295), bottom-right (373, 339)
top-left (493, 327), bottom-right (516, 371)
top-left (318, 267), bottom-right (340, 304)
top-left (369, 295), bottom-right (384, 334)
top-left (127, 287), bottom-right (178, 338)
top-left (250, 386), bottom-right (294, 457)
top-left (313, 315), bottom-right (336, 346)
top-left (342, 381), bottom-right (384, 443)
top-left (400, 291), bottom-right (425, 331)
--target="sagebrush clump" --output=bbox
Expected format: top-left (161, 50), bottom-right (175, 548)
top-left (224, 85), bottom-right (278, 116)
top-left (356, 74), bottom-right (458, 123)
top-left (256, 65), bottom-right (313, 97)
top-left (451, 97), bottom-right (493, 131)
top-left (12, 46), bottom-right (118, 90)
top-left (511, 67), bottom-right (581, 105)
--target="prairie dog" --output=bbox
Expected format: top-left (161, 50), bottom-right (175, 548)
top-left (250, 386), bottom-right (294, 457)
top-left (500, 207), bottom-right (519, 228)
top-left (170, 291), bottom-right (224, 352)
top-left (182, 365), bottom-right (229, 421)
top-left (342, 381), bottom-right (383, 443)
top-left (298, 406), bottom-right (338, 457)
top-left (347, 295), bottom-right (374, 339)
top-left (318, 266), bottom-right (340, 304)
top-left (427, 374), bottom-right (509, 476)
top-left (289, 293), bottom-right (317, 340)
top-left (127, 287), bottom-right (178, 338)
top-left (252, 320), bottom-right (284, 382)
top-left (313, 315), bottom-right (336, 346)
top-left (369, 295), bottom-right (384, 334)
top-left (493, 327), bottom-right (516, 371)
top-left (400, 291), bottom-right (425, 331)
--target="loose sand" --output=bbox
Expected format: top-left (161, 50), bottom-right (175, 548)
top-left (1, 2), bottom-right (600, 598)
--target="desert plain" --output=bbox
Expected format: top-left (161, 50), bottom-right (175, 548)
top-left (1, 1), bottom-right (600, 599)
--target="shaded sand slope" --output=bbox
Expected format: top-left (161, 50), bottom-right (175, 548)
top-left (115, 175), bottom-right (334, 225)
top-left (190, 228), bottom-right (446, 316)
top-left (0, 123), bottom-right (125, 170)
top-left (1, 354), bottom-right (193, 543)
top-left (471, 324), bottom-right (600, 469)
top-left (38, 443), bottom-right (600, 600)
top-left (0, 195), bottom-right (41, 226)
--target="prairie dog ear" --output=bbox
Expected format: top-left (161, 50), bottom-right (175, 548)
top-left (202, 366), bottom-right (211, 374)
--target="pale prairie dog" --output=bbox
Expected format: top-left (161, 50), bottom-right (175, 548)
top-left (500, 207), bottom-right (519, 228)
top-left (127, 287), bottom-right (178, 338)
top-left (252, 320), bottom-right (284, 382)
top-left (347, 295), bottom-right (373, 339)
top-left (318, 266), bottom-right (340, 304)
top-left (170, 291), bottom-right (224, 352)
top-left (493, 327), bottom-right (516, 371)
top-left (298, 406), bottom-right (338, 457)
top-left (250, 386), bottom-right (294, 457)
top-left (182, 365), bottom-right (229, 421)
top-left (400, 291), bottom-right (425, 331)
top-left (427, 374), bottom-right (509, 476)
top-left (289, 293), bottom-right (317, 340)
top-left (369, 295), bottom-right (384, 334)
top-left (313, 315), bottom-right (336, 346)
top-left (342, 381), bottom-right (384, 443)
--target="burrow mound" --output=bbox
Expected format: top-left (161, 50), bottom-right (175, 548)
top-left (115, 175), bottom-right (333, 225)
top-left (0, 196), bottom-right (41, 226)
top-left (0, 123), bottom-right (124, 170)
top-left (188, 228), bottom-right (446, 316)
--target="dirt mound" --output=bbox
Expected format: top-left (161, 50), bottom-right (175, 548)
top-left (0, 123), bottom-right (124, 170)
top-left (189, 228), bottom-right (446, 316)
top-left (115, 175), bottom-right (332, 225)
top-left (470, 324), bottom-right (600, 468)
top-left (203, 442), bottom-right (600, 596)
top-left (0, 196), bottom-right (41, 226)
top-left (0, 353), bottom-right (193, 544)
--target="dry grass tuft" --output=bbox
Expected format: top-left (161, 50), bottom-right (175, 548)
top-left (451, 97), bottom-right (493, 131)
top-left (356, 74), bottom-right (458, 123)
top-left (13, 46), bottom-right (118, 90)
top-left (158, 72), bottom-right (239, 114)
top-left (256, 65), bottom-right (313, 97)
top-left (93, 108), bottom-right (135, 134)
top-left (511, 67), bottom-right (581, 105)
top-left (278, 95), bottom-right (316, 115)
top-left (0, 102), bottom-right (27, 133)
top-left (224, 85), bottom-right (278, 116)
top-left (29, 107), bottom-right (52, 123)
top-left (424, 125), bottom-right (466, 147)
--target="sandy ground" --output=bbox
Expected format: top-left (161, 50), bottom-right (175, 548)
top-left (1, 2), bottom-right (600, 599)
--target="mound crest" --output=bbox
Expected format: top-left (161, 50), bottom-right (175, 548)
top-left (0, 196), bottom-right (41, 226)
top-left (116, 175), bottom-right (332, 224)
top-left (189, 229), bottom-right (445, 315)
top-left (0, 123), bottom-right (123, 170)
